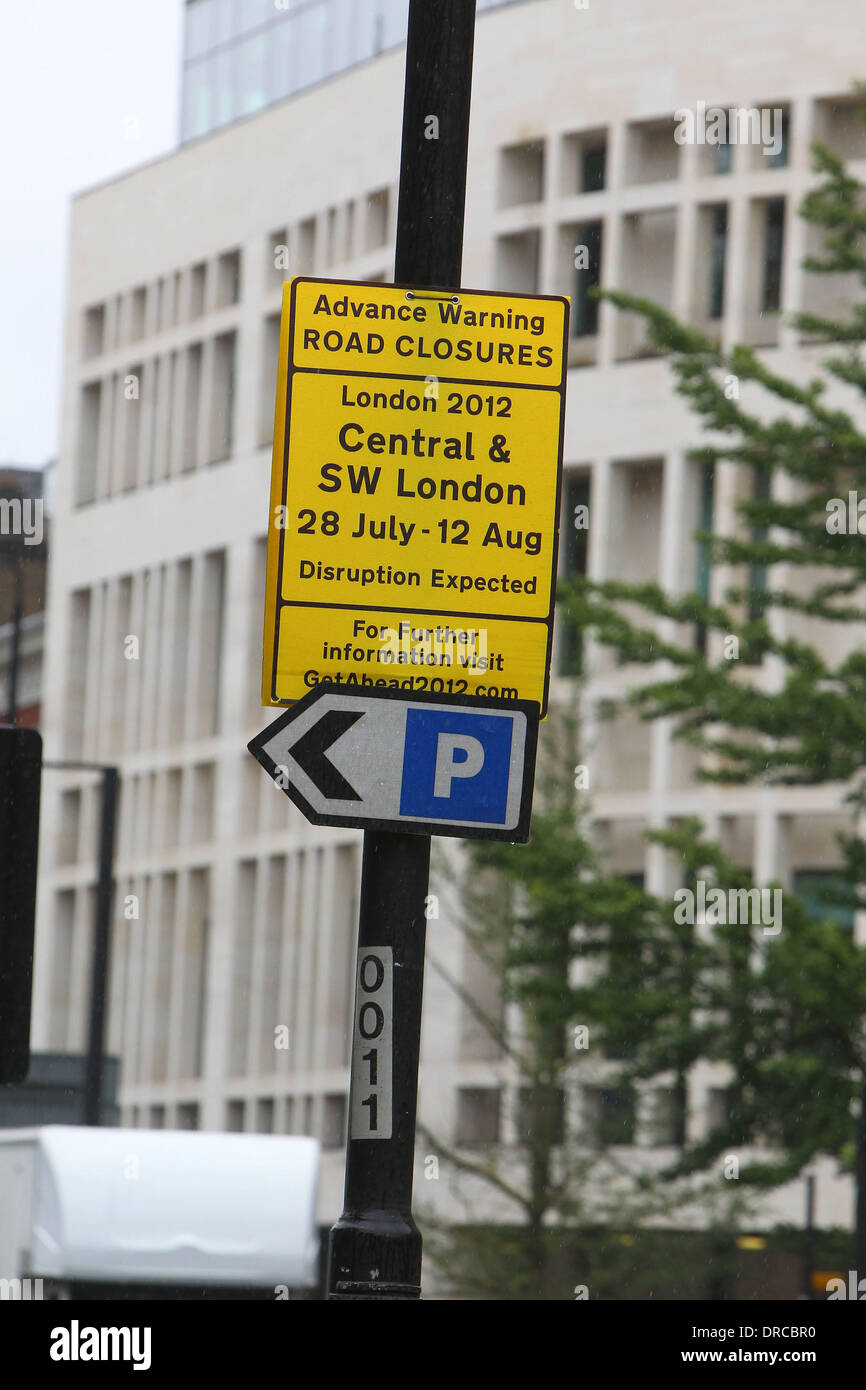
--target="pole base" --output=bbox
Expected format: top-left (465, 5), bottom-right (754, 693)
top-left (327, 1208), bottom-right (422, 1300)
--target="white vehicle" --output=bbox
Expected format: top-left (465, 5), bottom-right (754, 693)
top-left (0, 1126), bottom-right (321, 1300)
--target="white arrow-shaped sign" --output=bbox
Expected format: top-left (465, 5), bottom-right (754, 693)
top-left (248, 684), bottom-right (539, 841)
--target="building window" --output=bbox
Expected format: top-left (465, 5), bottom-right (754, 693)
top-left (709, 205), bottom-right (727, 319)
top-left (234, 31), bottom-right (268, 118)
top-left (559, 473), bottom-right (590, 675)
top-left (201, 550), bottom-right (226, 734)
top-left (64, 590), bottom-right (91, 757)
top-left (235, 0), bottom-right (272, 40)
top-left (269, 14), bottom-right (297, 104)
top-left (83, 304), bottom-right (105, 358)
top-left (190, 262), bottom-right (207, 319)
top-left (120, 360), bottom-right (144, 491)
top-left (130, 286), bottom-right (147, 341)
top-left (498, 140), bottom-right (545, 207)
top-left (302, 1095), bottom-right (314, 1134)
top-left (561, 129), bottom-right (606, 195)
top-left (191, 763), bottom-right (215, 842)
top-left (267, 226), bottom-right (288, 289)
top-left (762, 199), bottom-right (785, 312)
top-left (181, 0), bottom-right (418, 142)
top-left (322, 1094), bottom-right (347, 1149)
top-left (365, 189), bottom-right (389, 251)
top-left (185, 0), bottom-right (215, 62)
top-left (583, 1085), bottom-right (636, 1145)
top-left (209, 331), bottom-right (237, 462)
top-left (296, 2), bottom-right (329, 87)
top-left (325, 206), bottom-right (338, 265)
top-left (296, 216), bottom-right (317, 273)
top-left (50, 890), bottom-right (75, 1048)
top-left (182, 345), bottom-right (202, 474)
top-left (515, 1086), bottom-right (565, 1145)
top-left (344, 199), bottom-right (355, 259)
top-left (371, 7), bottom-right (385, 56)
top-left (226, 1099), bottom-right (245, 1132)
top-left (714, 139), bottom-right (732, 175)
top-left (171, 271), bottom-right (182, 326)
top-left (573, 220), bottom-right (603, 336)
top-left (76, 381), bottom-right (102, 507)
top-left (58, 789), bottom-right (82, 866)
top-left (177, 1102), bottom-right (199, 1130)
top-left (216, 249), bottom-right (241, 307)
top-left (695, 460), bottom-right (715, 653)
top-left (582, 142), bottom-right (606, 192)
top-left (256, 1098), bottom-right (275, 1134)
top-left (706, 1086), bottom-right (733, 1133)
top-left (625, 118), bottom-right (679, 184)
top-left (747, 466), bottom-right (770, 627)
top-left (455, 1087), bottom-right (501, 1145)
top-left (767, 111), bottom-right (790, 169)
top-left (649, 1087), bottom-right (685, 1146)
top-left (604, 890), bottom-right (642, 1059)
top-left (182, 58), bottom-right (213, 142)
top-left (793, 871), bottom-right (855, 934)
top-left (494, 229), bottom-right (541, 295)
top-left (260, 313), bottom-right (280, 446)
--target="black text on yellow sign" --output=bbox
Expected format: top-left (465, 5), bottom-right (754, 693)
top-left (262, 277), bottom-right (569, 714)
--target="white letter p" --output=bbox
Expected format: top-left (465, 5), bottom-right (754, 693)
top-left (433, 733), bottom-right (485, 799)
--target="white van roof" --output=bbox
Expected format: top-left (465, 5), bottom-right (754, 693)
top-left (1, 1126), bottom-right (320, 1287)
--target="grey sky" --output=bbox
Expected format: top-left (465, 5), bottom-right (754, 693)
top-left (0, 0), bottom-right (183, 468)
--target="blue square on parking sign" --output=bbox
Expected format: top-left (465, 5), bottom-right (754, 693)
top-left (399, 708), bottom-right (513, 824)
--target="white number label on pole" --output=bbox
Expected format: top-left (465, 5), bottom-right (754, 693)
top-left (350, 947), bottom-right (393, 1140)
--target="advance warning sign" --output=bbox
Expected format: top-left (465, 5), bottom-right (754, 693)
top-left (261, 277), bottom-right (569, 714)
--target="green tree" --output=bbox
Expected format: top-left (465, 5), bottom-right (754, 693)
top-left (420, 708), bottom-right (752, 1299)
top-left (564, 99), bottom-right (866, 1272)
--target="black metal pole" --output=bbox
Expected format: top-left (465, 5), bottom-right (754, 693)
top-left (803, 1172), bottom-right (816, 1300)
top-left (0, 727), bottom-right (42, 1085)
top-left (326, 0), bottom-right (477, 1301)
top-left (6, 552), bottom-right (22, 725)
top-left (855, 1079), bottom-right (866, 1282)
top-left (327, 833), bottom-right (432, 1298)
top-left (83, 765), bottom-right (119, 1126)
top-left (393, 0), bottom-right (476, 289)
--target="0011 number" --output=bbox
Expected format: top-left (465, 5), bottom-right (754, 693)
top-left (350, 947), bottom-right (393, 1140)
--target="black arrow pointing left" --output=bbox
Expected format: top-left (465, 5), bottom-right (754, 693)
top-left (290, 709), bottom-right (364, 800)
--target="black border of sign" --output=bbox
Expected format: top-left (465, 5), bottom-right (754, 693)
top-left (269, 275), bottom-right (570, 718)
top-left (248, 682), bottom-right (540, 843)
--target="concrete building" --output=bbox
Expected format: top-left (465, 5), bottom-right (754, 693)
top-left (35, 0), bottom-right (866, 1275)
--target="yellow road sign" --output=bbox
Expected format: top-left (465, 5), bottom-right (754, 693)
top-left (262, 277), bottom-right (569, 713)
